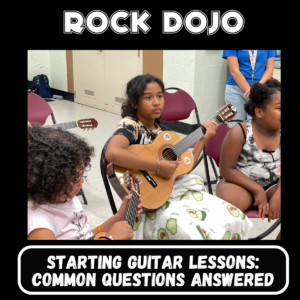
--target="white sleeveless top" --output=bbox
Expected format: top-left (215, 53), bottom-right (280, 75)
top-left (236, 120), bottom-right (281, 187)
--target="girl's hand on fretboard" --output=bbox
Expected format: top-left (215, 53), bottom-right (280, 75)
top-left (116, 194), bottom-right (143, 221)
top-left (201, 121), bottom-right (219, 142)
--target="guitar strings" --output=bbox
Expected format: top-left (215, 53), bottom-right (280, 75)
top-left (125, 113), bottom-right (229, 177)
top-left (145, 115), bottom-right (226, 176)
top-left (151, 119), bottom-right (209, 162)
top-left (145, 127), bottom-right (204, 176)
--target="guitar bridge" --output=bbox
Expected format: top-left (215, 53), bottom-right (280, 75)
top-left (140, 170), bottom-right (157, 188)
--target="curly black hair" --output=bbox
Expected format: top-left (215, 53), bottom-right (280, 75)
top-left (28, 124), bottom-right (94, 208)
top-left (121, 73), bottom-right (165, 124)
top-left (244, 79), bottom-right (281, 117)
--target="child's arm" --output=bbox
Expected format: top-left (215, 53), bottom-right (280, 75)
top-left (190, 121), bottom-right (219, 168)
top-left (91, 195), bottom-right (143, 234)
top-left (105, 134), bottom-right (181, 178)
top-left (268, 176), bottom-right (281, 222)
top-left (92, 194), bottom-right (143, 240)
top-left (28, 228), bottom-right (56, 240)
top-left (219, 123), bottom-right (269, 216)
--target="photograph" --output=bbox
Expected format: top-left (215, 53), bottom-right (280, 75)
top-left (27, 49), bottom-right (281, 241)
top-left (21, 6), bottom-right (289, 296)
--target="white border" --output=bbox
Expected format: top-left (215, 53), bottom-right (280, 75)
top-left (18, 246), bottom-right (289, 295)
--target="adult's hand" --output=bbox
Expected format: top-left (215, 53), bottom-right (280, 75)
top-left (244, 89), bottom-right (250, 98)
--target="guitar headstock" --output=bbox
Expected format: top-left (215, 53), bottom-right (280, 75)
top-left (217, 104), bottom-right (237, 124)
top-left (77, 118), bottom-right (98, 131)
top-left (124, 170), bottom-right (140, 196)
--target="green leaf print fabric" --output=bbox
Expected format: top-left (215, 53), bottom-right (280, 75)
top-left (132, 174), bottom-right (253, 240)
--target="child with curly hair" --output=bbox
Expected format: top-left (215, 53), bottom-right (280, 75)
top-left (216, 79), bottom-right (281, 239)
top-left (28, 124), bottom-right (142, 240)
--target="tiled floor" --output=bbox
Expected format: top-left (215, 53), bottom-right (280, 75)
top-left (46, 99), bottom-right (281, 240)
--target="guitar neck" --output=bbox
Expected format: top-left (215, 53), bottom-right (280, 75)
top-left (48, 121), bottom-right (78, 130)
top-left (171, 115), bottom-right (224, 157)
top-left (123, 189), bottom-right (140, 229)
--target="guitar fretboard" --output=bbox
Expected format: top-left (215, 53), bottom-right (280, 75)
top-left (171, 115), bottom-right (224, 157)
top-left (49, 121), bottom-right (78, 130)
top-left (124, 190), bottom-right (140, 229)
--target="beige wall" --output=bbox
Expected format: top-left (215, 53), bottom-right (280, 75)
top-left (273, 69), bottom-right (281, 81)
top-left (28, 50), bottom-right (68, 92)
top-left (163, 50), bottom-right (229, 125)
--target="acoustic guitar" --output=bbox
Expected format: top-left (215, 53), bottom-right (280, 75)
top-left (27, 118), bottom-right (98, 131)
top-left (92, 170), bottom-right (140, 240)
top-left (107, 104), bottom-right (237, 209)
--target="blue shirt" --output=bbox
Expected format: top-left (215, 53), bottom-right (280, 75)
top-left (222, 50), bottom-right (276, 86)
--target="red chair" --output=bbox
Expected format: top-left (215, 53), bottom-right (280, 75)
top-left (161, 88), bottom-right (218, 195)
top-left (28, 92), bottom-right (56, 125)
top-left (27, 92), bottom-right (88, 205)
top-left (205, 123), bottom-right (281, 240)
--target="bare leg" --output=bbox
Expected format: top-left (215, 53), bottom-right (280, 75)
top-left (276, 231), bottom-right (281, 240)
top-left (216, 179), bottom-right (253, 212)
top-left (266, 185), bottom-right (277, 200)
top-left (266, 185), bottom-right (281, 240)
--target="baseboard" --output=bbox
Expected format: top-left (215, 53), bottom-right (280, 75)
top-left (51, 88), bottom-right (74, 102)
top-left (162, 120), bottom-right (198, 135)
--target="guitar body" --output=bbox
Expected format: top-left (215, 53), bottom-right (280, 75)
top-left (107, 130), bottom-right (194, 209)
top-left (107, 103), bottom-right (238, 210)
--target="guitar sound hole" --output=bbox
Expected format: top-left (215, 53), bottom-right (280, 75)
top-left (162, 148), bottom-right (177, 161)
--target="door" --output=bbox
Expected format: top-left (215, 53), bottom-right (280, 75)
top-left (103, 50), bottom-right (142, 115)
top-left (73, 50), bottom-right (105, 110)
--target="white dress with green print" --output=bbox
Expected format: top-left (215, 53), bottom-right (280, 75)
top-left (132, 174), bottom-right (253, 240)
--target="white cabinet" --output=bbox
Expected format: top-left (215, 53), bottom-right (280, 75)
top-left (73, 51), bottom-right (142, 115)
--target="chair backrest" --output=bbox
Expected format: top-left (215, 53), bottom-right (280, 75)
top-left (162, 88), bottom-right (198, 122)
top-left (205, 123), bottom-right (231, 167)
top-left (100, 138), bottom-right (117, 215)
top-left (28, 93), bottom-right (53, 125)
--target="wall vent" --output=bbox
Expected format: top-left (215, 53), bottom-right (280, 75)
top-left (84, 89), bottom-right (96, 99)
top-left (115, 97), bottom-right (126, 105)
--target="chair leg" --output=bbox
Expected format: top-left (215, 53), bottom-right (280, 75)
top-left (209, 156), bottom-right (219, 180)
top-left (248, 218), bottom-right (281, 240)
top-left (191, 153), bottom-right (203, 172)
top-left (51, 113), bottom-right (57, 124)
top-left (100, 146), bottom-right (118, 215)
top-left (77, 188), bottom-right (88, 205)
top-left (203, 147), bottom-right (213, 195)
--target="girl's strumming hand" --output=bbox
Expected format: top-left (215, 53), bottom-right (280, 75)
top-left (201, 121), bottom-right (219, 143)
top-left (252, 189), bottom-right (269, 220)
top-left (159, 160), bottom-right (181, 178)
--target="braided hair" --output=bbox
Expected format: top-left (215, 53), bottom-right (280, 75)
top-left (244, 79), bottom-right (281, 117)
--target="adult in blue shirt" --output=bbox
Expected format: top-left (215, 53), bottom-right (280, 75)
top-left (222, 50), bottom-right (276, 127)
